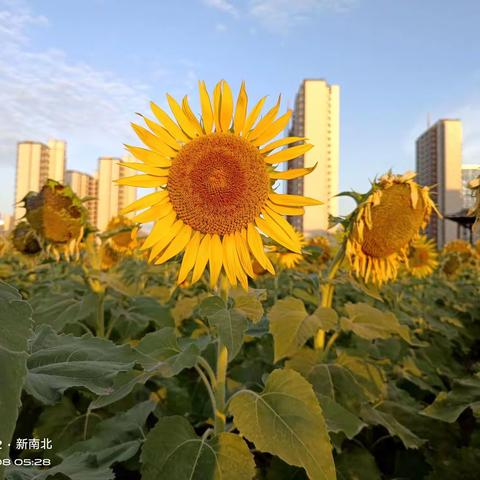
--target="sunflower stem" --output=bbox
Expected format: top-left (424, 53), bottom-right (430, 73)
top-left (215, 340), bottom-right (228, 433)
top-left (315, 242), bottom-right (346, 350)
top-left (96, 291), bottom-right (106, 338)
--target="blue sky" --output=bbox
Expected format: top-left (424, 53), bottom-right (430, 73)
top-left (1, 0), bottom-right (479, 216)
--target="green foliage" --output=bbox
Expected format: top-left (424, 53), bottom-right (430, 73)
top-left (1, 249), bottom-right (479, 480)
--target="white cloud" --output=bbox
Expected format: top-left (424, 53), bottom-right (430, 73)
top-left (216, 22), bottom-right (228, 31)
top-left (0, 0), bottom-right (150, 171)
top-left (249, 0), bottom-right (356, 32)
top-left (202, 0), bottom-right (238, 16)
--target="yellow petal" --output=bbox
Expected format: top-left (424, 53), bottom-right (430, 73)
top-left (222, 234), bottom-right (238, 287)
top-left (116, 174), bottom-right (167, 188)
top-left (150, 101), bottom-right (190, 142)
top-left (263, 207), bottom-right (301, 250)
top-left (255, 215), bottom-right (300, 253)
top-left (259, 136), bottom-right (305, 155)
top-left (234, 230), bottom-right (254, 278)
top-left (266, 199), bottom-right (304, 216)
top-left (124, 145), bottom-right (172, 167)
top-left (132, 199), bottom-right (172, 224)
top-left (156, 223), bottom-right (192, 264)
top-left (213, 81), bottom-right (222, 132)
top-left (140, 116), bottom-right (181, 151)
top-left (219, 80), bottom-right (233, 132)
top-left (247, 223), bottom-right (275, 275)
top-left (233, 81), bottom-right (248, 134)
top-left (198, 81), bottom-right (214, 134)
top-left (191, 234), bottom-right (210, 283)
top-left (131, 123), bottom-right (176, 158)
top-left (120, 190), bottom-right (169, 215)
top-left (182, 96), bottom-right (204, 136)
top-left (120, 162), bottom-right (170, 177)
top-left (269, 193), bottom-right (322, 207)
top-left (247, 95), bottom-right (281, 140)
top-left (150, 220), bottom-right (184, 262)
top-left (264, 143), bottom-right (314, 165)
top-left (209, 233), bottom-right (223, 288)
top-left (167, 94), bottom-right (197, 139)
top-left (252, 110), bottom-right (292, 146)
top-left (269, 163), bottom-right (317, 180)
top-left (141, 210), bottom-right (177, 250)
top-left (178, 231), bottom-right (202, 284)
top-left (242, 96), bottom-right (267, 136)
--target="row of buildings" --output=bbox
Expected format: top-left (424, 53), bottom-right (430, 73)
top-left (1, 78), bottom-right (478, 247)
top-left (7, 141), bottom-right (136, 232)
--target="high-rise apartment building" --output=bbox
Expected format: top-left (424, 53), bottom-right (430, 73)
top-left (286, 79), bottom-right (340, 236)
top-left (65, 170), bottom-right (98, 226)
top-left (415, 119), bottom-right (463, 247)
top-left (96, 156), bottom-right (137, 231)
top-left (14, 140), bottom-right (66, 221)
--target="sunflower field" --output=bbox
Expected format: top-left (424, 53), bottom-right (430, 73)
top-left (1, 81), bottom-right (480, 480)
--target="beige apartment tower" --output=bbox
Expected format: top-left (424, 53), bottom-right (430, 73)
top-left (415, 119), bottom-right (463, 247)
top-left (287, 79), bottom-right (340, 236)
top-left (14, 140), bottom-right (66, 221)
top-left (65, 170), bottom-right (98, 226)
top-left (96, 156), bottom-right (137, 231)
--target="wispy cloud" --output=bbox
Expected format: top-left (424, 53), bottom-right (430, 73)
top-left (249, 0), bottom-right (356, 32)
top-left (0, 0), bottom-right (149, 170)
top-left (202, 0), bottom-right (238, 16)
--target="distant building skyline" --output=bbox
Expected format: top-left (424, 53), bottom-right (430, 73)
top-left (96, 156), bottom-right (137, 231)
top-left (287, 79), bottom-right (340, 236)
top-left (416, 119), bottom-right (463, 247)
top-left (14, 140), bottom-right (66, 221)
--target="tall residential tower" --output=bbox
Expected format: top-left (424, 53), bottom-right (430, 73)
top-left (287, 79), bottom-right (340, 236)
top-left (65, 170), bottom-right (98, 227)
top-left (415, 119), bottom-right (462, 247)
top-left (14, 140), bottom-right (66, 221)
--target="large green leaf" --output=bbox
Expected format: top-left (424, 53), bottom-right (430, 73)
top-left (340, 303), bottom-right (412, 343)
top-left (59, 401), bottom-right (155, 466)
top-left (25, 325), bottom-right (138, 404)
top-left (233, 294), bottom-right (264, 324)
top-left (140, 416), bottom-right (255, 480)
top-left (269, 297), bottom-right (335, 362)
top-left (335, 446), bottom-right (381, 480)
top-left (421, 376), bottom-right (480, 422)
top-left (0, 281), bottom-right (33, 480)
top-left (199, 296), bottom-right (247, 361)
top-left (229, 368), bottom-right (336, 480)
top-left (135, 327), bottom-right (205, 375)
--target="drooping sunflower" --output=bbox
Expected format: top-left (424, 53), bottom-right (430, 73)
top-left (468, 175), bottom-right (480, 231)
top-left (407, 235), bottom-right (438, 278)
top-left (345, 172), bottom-right (438, 285)
top-left (99, 216), bottom-right (139, 269)
top-left (118, 80), bottom-right (321, 289)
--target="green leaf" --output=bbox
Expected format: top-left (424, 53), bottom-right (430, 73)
top-left (340, 303), bottom-right (412, 343)
top-left (60, 401), bottom-right (155, 467)
top-left (336, 446), bottom-right (381, 480)
top-left (5, 453), bottom-right (114, 480)
top-left (269, 297), bottom-right (332, 362)
top-left (233, 294), bottom-right (264, 324)
top-left (25, 325), bottom-right (138, 405)
top-left (140, 416), bottom-right (255, 480)
top-left (0, 281), bottom-right (33, 480)
top-left (360, 405), bottom-right (426, 449)
top-left (317, 395), bottom-right (366, 439)
top-left (421, 376), bottom-right (480, 423)
top-left (135, 327), bottom-right (204, 375)
top-left (229, 368), bottom-right (336, 480)
top-left (199, 296), bottom-right (247, 361)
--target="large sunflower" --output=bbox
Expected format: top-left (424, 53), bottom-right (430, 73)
top-left (407, 235), bottom-right (438, 278)
top-left (346, 172), bottom-right (438, 285)
top-left (118, 80), bottom-right (320, 288)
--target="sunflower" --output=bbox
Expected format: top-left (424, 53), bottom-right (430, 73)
top-left (468, 175), bottom-right (480, 231)
top-left (407, 235), bottom-right (438, 278)
top-left (270, 229), bottom-right (306, 269)
top-left (345, 172), bottom-right (438, 285)
top-left (11, 221), bottom-right (41, 255)
top-left (103, 216), bottom-right (138, 254)
top-left (118, 80), bottom-right (321, 289)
